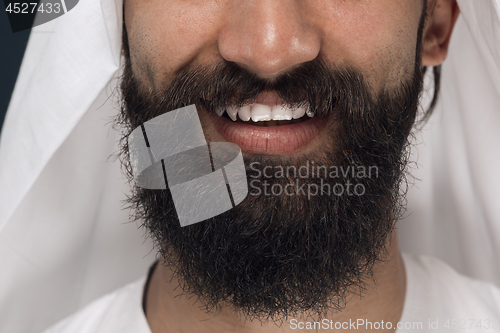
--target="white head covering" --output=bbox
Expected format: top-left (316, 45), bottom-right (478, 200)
top-left (0, 1), bottom-right (154, 332)
top-left (400, 0), bottom-right (500, 285)
top-left (0, 0), bottom-right (498, 332)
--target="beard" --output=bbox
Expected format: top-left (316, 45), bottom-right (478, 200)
top-left (117, 18), bottom-right (425, 322)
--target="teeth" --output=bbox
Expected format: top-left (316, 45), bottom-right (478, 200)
top-left (215, 107), bottom-right (225, 117)
top-left (292, 106), bottom-right (306, 119)
top-left (271, 104), bottom-right (293, 120)
top-left (238, 105), bottom-right (252, 121)
top-left (215, 103), bottom-right (313, 122)
top-left (226, 106), bottom-right (238, 121)
top-left (251, 104), bottom-right (272, 122)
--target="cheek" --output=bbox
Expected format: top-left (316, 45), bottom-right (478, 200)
top-left (319, 1), bottom-right (420, 92)
top-left (124, 1), bottom-right (223, 89)
top-left (124, 0), bottom-right (422, 93)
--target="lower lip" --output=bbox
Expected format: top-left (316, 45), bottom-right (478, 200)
top-left (209, 112), bottom-right (328, 155)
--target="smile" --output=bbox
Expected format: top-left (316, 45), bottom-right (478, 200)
top-left (206, 91), bottom-right (328, 156)
top-left (215, 103), bottom-right (315, 122)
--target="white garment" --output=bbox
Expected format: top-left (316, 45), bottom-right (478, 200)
top-left (400, 0), bottom-right (500, 286)
top-left (43, 277), bottom-right (151, 333)
top-left (42, 254), bottom-right (500, 333)
top-left (399, 254), bottom-right (500, 332)
top-left (1, 1), bottom-right (499, 333)
top-left (0, 2), bottom-right (155, 332)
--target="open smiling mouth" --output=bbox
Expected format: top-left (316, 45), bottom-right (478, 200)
top-left (214, 103), bottom-right (315, 125)
top-left (202, 91), bottom-right (329, 156)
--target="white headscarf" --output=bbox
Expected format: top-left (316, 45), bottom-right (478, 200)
top-left (0, 1), bottom-right (154, 332)
top-left (0, 0), bottom-right (498, 332)
top-left (399, 0), bottom-right (500, 284)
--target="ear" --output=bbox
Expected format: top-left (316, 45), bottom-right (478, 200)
top-left (421, 0), bottom-right (460, 67)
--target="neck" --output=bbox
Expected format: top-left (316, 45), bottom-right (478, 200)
top-left (145, 231), bottom-right (406, 333)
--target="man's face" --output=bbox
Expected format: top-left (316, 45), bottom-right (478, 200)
top-left (124, 0), bottom-right (423, 94)
top-left (123, 0), bottom-right (424, 154)
top-left (120, 0), bottom-right (428, 321)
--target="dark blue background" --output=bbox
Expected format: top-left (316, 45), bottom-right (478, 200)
top-left (0, 9), bottom-right (30, 133)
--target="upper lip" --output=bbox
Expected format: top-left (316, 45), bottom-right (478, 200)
top-left (253, 91), bottom-right (283, 107)
top-left (203, 90), bottom-right (286, 108)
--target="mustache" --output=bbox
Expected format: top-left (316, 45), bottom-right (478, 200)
top-left (194, 58), bottom-right (366, 113)
top-left (120, 57), bottom-right (374, 129)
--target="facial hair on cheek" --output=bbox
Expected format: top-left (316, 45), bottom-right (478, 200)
top-left (116, 20), bottom-right (424, 320)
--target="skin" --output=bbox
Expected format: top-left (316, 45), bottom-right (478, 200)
top-left (123, 0), bottom-right (459, 331)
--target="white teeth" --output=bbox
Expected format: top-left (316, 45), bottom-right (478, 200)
top-left (251, 103), bottom-right (272, 122)
top-left (238, 105), bottom-right (252, 121)
top-left (215, 107), bottom-right (225, 117)
top-left (226, 106), bottom-right (238, 121)
top-left (214, 103), bottom-right (313, 122)
top-left (271, 104), bottom-right (293, 120)
top-left (292, 107), bottom-right (306, 119)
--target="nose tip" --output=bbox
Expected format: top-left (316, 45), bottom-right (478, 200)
top-left (217, 2), bottom-right (321, 77)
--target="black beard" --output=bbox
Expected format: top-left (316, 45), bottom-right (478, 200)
top-left (117, 17), bottom-right (425, 322)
